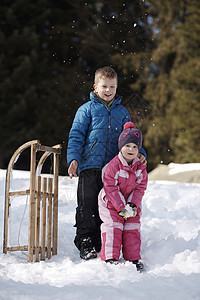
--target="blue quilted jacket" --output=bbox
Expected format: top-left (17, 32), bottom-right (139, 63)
top-left (67, 92), bottom-right (146, 174)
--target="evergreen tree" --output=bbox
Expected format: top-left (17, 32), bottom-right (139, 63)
top-left (169, 0), bottom-right (200, 163)
top-left (140, 0), bottom-right (200, 169)
top-left (0, 0), bottom-right (153, 173)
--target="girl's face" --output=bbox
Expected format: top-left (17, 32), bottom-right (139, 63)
top-left (93, 77), bottom-right (117, 103)
top-left (121, 143), bottom-right (139, 163)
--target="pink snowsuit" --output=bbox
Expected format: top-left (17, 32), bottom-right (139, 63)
top-left (98, 152), bottom-right (148, 261)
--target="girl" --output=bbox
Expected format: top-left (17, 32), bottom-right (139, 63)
top-left (98, 122), bottom-right (148, 272)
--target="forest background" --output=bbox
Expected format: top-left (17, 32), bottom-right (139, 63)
top-left (1, 0), bottom-right (200, 175)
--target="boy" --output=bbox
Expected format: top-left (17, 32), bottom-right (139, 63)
top-left (98, 122), bottom-right (148, 272)
top-left (67, 66), bottom-right (146, 260)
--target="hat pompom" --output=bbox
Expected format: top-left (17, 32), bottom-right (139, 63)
top-left (123, 122), bottom-right (136, 130)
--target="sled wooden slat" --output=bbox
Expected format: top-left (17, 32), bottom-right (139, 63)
top-left (7, 245), bottom-right (28, 251)
top-left (28, 144), bottom-right (37, 262)
top-left (41, 178), bottom-right (47, 261)
top-left (38, 145), bottom-right (61, 154)
top-left (9, 190), bottom-right (53, 197)
top-left (34, 176), bottom-right (41, 262)
top-left (52, 152), bottom-right (59, 255)
top-left (6, 246), bottom-right (54, 252)
top-left (3, 140), bottom-right (61, 262)
top-left (47, 178), bottom-right (53, 259)
top-left (9, 190), bottom-right (30, 196)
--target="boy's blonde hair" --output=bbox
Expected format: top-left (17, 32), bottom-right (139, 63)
top-left (94, 66), bottom-right (117, 84)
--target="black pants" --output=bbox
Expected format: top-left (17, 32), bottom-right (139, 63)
top-left (74, 169), bottom-right (103, 252)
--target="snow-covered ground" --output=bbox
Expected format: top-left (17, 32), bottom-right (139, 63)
top-left (0, 166), bottom-right (200, 300)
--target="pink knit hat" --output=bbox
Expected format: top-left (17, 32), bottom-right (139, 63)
top-left (118, 122), bottom-right (142, 150)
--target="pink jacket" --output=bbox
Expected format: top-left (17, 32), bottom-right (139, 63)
top-left (102, 152), bottom-right (148, 213)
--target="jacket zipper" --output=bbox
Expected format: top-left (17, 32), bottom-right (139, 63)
top-left (84, 140), bottom-right (97, 160)
top-left (103, 110), bottom-right (111, 165)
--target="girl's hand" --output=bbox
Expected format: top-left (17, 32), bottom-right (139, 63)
top-left (119, 204), bottom-right (137, 219)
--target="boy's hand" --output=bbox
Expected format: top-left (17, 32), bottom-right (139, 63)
top-left (138, 153), bottom-right (147, 165)
top-left (68, 160), bottom-right (78, 178)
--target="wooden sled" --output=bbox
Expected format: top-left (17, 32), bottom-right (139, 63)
top-left (3, 140), bottom-right (62, 262)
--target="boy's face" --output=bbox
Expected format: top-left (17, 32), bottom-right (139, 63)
top-left (121, 143), bottom-right (139, 163)
top-left (93, 77), bottom-right (117, 103)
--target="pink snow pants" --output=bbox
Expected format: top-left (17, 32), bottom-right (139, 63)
top-left (98, 190), bottom-right (141, 261)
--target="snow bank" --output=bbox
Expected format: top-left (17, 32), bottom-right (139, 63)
top-left (148, 163), bottom-right (200, 183)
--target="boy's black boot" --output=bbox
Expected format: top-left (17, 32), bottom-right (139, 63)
top-left (80, 237), bottom-right (97, 260)
top-left (132, 260), bottom-right (146, 273)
